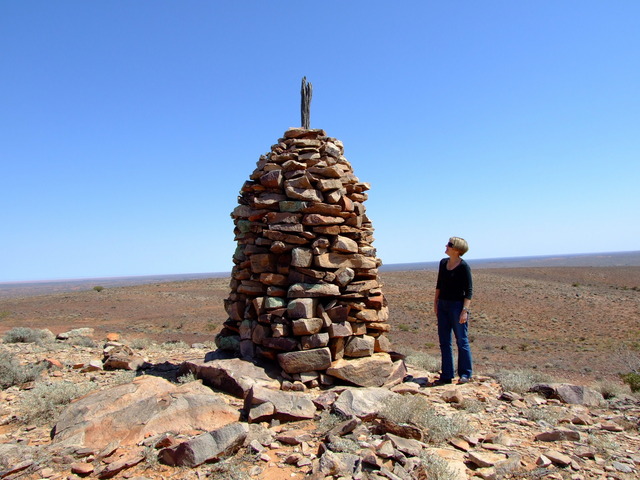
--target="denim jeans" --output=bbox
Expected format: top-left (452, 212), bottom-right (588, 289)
top-left (437, 299), bottom-right (473, 380)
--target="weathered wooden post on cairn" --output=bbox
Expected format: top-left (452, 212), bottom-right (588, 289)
top-left (215, 78), bottom-right (402, 388)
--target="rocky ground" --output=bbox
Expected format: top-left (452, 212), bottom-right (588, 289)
top-left (0, 266), bottom-right (639, 479)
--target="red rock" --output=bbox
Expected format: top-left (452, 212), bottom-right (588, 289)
top-left (71, 462), bottom-right (94, 475)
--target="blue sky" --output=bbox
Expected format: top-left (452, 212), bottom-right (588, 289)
top-left (1, 1), bottom-right (639, 282)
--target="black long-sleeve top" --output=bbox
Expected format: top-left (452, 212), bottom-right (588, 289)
top-left (435, 258), bottom-right (473, 301)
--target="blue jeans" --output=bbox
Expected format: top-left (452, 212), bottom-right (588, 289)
top-left (437, 299), bottom-right (473, 380)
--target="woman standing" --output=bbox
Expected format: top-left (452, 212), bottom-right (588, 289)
top-left (433, 237), bottom-right (473, 384)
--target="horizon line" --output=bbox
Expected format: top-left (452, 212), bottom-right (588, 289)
top-left (1, 250), bottom-right (638, 286)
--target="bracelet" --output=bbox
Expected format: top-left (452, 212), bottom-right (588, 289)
top-left (462, 307), bottom-right (470, 313)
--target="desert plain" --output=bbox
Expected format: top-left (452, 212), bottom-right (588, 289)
top-left (1, 263), bottom-right (639, 382)
top-left (1, 258), bottom-right (639, 479)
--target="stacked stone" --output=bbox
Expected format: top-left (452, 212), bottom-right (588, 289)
top-left (216, 127), bottom-right (392, 386)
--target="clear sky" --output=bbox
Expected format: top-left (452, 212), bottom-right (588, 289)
top-left (1, 1), bottom-right (639, 282)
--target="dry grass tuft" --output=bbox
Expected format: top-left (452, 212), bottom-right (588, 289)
top-left (380, 395), bottom-right (470, 444)
top-left (19, 380), bottom-right (95, 425)
top-left (492, 369), bottom-right (552, 394)
top-left (0, 350), bottom-right (45, 389)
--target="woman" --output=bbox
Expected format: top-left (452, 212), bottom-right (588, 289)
top-left (433, 237), bottom-right (473, 384)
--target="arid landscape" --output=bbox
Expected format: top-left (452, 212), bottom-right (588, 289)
top-left (1, 259), bottom-right (639, 479)
top-left (2, 263), bottom-right (639, 382)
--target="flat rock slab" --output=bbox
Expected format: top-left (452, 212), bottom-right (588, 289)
top-left (159, 422), bottom-right (249, 467)
top-left (332, 387), bottom-right (400, 421)
top-left (530, 383), bottom-right (604, 406)
top-left (245, 385), bottom-right (317, 421)
top-left (52, 376), bottom-right (240, 449)
top-left (326, 352), bottom-right (393, 387)
top-left (278, 347), bottom-right (332, 374)
top-left (180, 357), bottom-right (280, 398)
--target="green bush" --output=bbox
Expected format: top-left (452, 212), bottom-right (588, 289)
top-left (0, 351), bottom-right (45, 389)
top-left (621, 372), bottom-right (640, 392)
top-left (3, 327), bottom-right (54, 345)
top-left (93, 286), bottom-right (104, 292)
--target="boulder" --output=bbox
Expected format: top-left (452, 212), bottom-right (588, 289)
top-left (326, 352), bottom-right (394, 387)
top-left (180, 357), bottom-right (280, 398)
top-left (52, 376), bottom-right (240, 449)
top-left (278, 348), bottom-right (332, 374)
top-left (245, 385), bottom-right (317, 421)
top-left (159, 422), bottom-right (249, 467)
top-left (332, 387), bottom-right (399, 421)
top-left (530, 383), bottom-right (604, 406)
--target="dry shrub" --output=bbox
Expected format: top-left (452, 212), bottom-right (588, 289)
top-left (20, 380), bottom-right (95, 425)
top-left (380, 395), bottom-right (470, 444)
top-left (404, 349), bottom-right (441, 373)
top-left (523, 407), bottom-right (560, 426)
top-left (0, 350), bottom-right (45, 389)
top-left (587, 433), bottom-right (620, 459)
top-left (3, 327), bottom-right (54, 345)
top-left (594, 379), bottom-right (630, 399)
top-left (67, 336), bottom-right (96, 348)
top-left (207, 454), bottom-right (252, 480)
top-left (492, 369), bottom-right (552, 394)
top-left (317, 410), bottom-right (346, 434)
top-left (416, 451), bottom-right (457, 480)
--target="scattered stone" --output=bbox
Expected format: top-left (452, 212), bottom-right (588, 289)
top-left (468, 451), bottom-right (508, 468)
top-left (530, 383), bottom-right (604, 406)
top-left (245, 385), bottom-right (316, 421)
top-left (71, 462), bottom-right (94, 475)
top-left (97, 453), bottom-right (145, 479)
top-left (544, 449), bottom-right (573, 467)
top-left (102, 344), bottom-right (145, 370)
top-left (159, 422), bottom-right (249, 467)
top-left (535, 428), bottom-right (581, 442)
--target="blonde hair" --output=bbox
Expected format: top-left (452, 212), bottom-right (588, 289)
top-left (449, 237), bottom-right (469, 256)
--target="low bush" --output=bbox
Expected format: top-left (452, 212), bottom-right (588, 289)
top-left (417, 451), bottom-right (457, 480)
top-left (3, 327), bottom-right (54, 345)
top-left (208, 455), bottom-right (252, 480)
top-left (595, 379), bottom-right (629, 399)
top-left (404, 349), bottom-right (441, 373)
top-left (68, 336), bottom-right (96, 348)
top-left (177, 372), bottom-right (197, 384)
top-left (380, 394), bottom-right (470, 444)
top-left (621, 372), bottom-right (640, 393)
top-left (317, 410), bottom-right (346, 434)
top-left (0, 351), bottom-right (45, 389)
top-left (492, 369), bottom-right (552, 394)
top-left (523, 407), bottom-right (560, 426)
top-left (20, 380), bottom-right (95, 425)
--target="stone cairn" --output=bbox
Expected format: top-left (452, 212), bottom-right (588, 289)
top-left (215, 127), bottom-right (398, 388)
